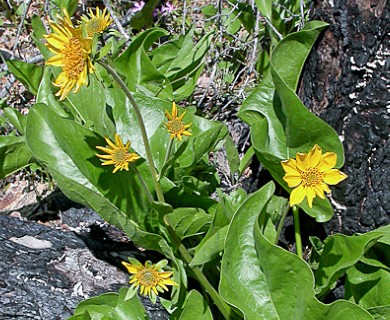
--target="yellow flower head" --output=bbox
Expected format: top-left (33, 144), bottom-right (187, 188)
top-left (44, 10), bottom-right (95, 100)
top-left (96, 134), bottom-right (140, 173)
top-left (281, 144), bottom-right (347, 208)
top-left (81, 7), bottom-right (113, 37)
top-left (122, 258), bottom-right (177, 302)
top-left (164, 102), bottom-right (192, 140)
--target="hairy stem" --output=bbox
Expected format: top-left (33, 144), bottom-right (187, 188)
top-left (99, 61), bottom-right (165, 203)
top-left (292, 205), bottom-right (303, 259)
top-left (274, 203), bottom-right (290, 245)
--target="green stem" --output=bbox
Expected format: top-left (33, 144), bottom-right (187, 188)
top-left (164, 217), bottom-right (233, 319)
top-left (292, 205), bottom-right (303, 259)
top-left (99, 61), bottom-right (165, 203)
top-left (100, 60), bottom-right (231, 319)
top-left (130, 164), bottom-right (154, 203)
top-left (163, 138), bottom-right (174, 166)
top-left (274, 203), bottom-right (290, 245)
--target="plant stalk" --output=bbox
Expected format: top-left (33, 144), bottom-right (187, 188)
top-left (292, 205), bottom-right (303, 259)
top-left (99, 61), bottom-right (165, 203)
top-left (274, 203), bottom-right (290, 245)
top-left (130, 164), bottom-right (154, 203)
top-left (163, 138), bottom-right (174, 166)
top-left (165, 218), bottom-right (233, 319)
top-left (100, 60), bottom-right (230, 318)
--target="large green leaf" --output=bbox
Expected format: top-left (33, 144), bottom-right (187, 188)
top-left (190, 225), bottom-right (228, 267)
top-left (68, 287), bottom-right (149, 319)
top-left (238, 21), bottom-right (343, 222)
top-left (167, 207), bottom-right (212, 240)
top-left (65, 75), bottom-right (115, 137)
top-left (25, 103), bottom-right (151, 226)
top-left (0, 135), bottom-right (34, 178)
top-left (6, 59), bottom-right (43, 95)
top-left (219, 181), bottom-right (373, 319)
top-left (172, 290), bottom-right (213, 320)
top-left (314, 230), bottom-right (387, 298)
top-left (345, 262), bottom-right (390, 309)
top-left (219, 181), bottom-right (275, 319)
top-left (114, 28), bottom-right (172, 99)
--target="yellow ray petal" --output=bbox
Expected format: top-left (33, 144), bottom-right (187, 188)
top-left (323, 169), bottom-right (347, 185)
top-left (290, 184), bottom-right (306, 207)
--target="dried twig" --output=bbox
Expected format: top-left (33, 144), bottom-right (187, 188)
top-left (12, 0), bottom-right (33, 57)
top-left (102, 0), bottom-right (130, 40)
top-left (182, 0), bottom-right (187, 35)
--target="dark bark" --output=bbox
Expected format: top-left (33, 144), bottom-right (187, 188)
top-left (0, 212), bottom-right (169, 320)
top-left (299, 0), bottom-right (390, 235)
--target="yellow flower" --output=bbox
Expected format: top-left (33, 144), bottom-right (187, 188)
top-left (81, 7), bottom-right (113, 37)
top-left (122, 259), bottom-right (177, 302)
top-left (164, 102), bottom-right (192, 140)
top-left (44, 10), bottom-right (95, 100)
top-left (96, 134), bottom-right (140, 173)
top-left (281, 144), bottom-right (347, 208)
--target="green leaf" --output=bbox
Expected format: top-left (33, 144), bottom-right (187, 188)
top-left (190, 189), bottom-right (247, 267)
top-left (3, 107), bottom-right (26, 134)
top-left (190, 225), bottom-right (228, 267)
top-left (345, 262), bottom-right (390, 309)
top-left (69, 287), bottom-right (149, 319)
top-left (219, 181), bottom-right (373, 319)
top-left (129, 0), bottom-right (159, 30)
top-left (36, 68), bottom-right (70, 118)
top-left (174, 290), bottom-right (213, 320)
top-left (238, 146), bottom-right (254, 177)
top-left (255, 0), bottom-right (273, 22)
top-left (361, 241), bottom-right (390, 271)
top-left (0, 135), bottom-right (34, 178)
top-left (50, 0), bottom-right (78, 16)
top-left (25, 103), bottom-right (151, 226)
top-left (314, 231), bottom-right (386, 298)
top-left (150, 28), bottom-right (211, 100)
top-left (167, 207), bottom-right (212, 240)
top-left (238, 21), bottom-right (342, 222)
top-left (31, 14), bottom-right (47, 39)
top-left (367, 306), bottom-right (390, 320)
top-left (114, 28), bottom-right (172, 99)
top-left (224, 133), bottom-right (240, 176)
top-left (261, 195), bottom-right (288, 243)
top-left (65, 75), bottom-right (115, 137)
top-left (6, 59), bottom-right (44, 95)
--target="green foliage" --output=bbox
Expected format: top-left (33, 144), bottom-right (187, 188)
top-left (239, 21), bottom-right (342, 222)
top-left (114, 27), bottom-right (210, 100)
top-left (2, 3), bottom-right (388, 319)
top-left (314, 226), bottom-right (390, 299)
top-left (219, 182), bottom-right (373, 320)
top-left (0, 135), bottom-right (34, 178)
top-left (69, 287), bottom-right (149, 320)
top-left (6, 60), bottom-right (44, 95)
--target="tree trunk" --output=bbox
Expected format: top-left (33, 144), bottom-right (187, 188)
top-left (298, 0), bottom-right (389, 234)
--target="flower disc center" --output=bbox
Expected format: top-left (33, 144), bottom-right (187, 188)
top-left (301, 168), bottom-right (323, 187)
top-left (64, 37), bottom-right (86, 79)
top-left (113, 149), bottom-right (126, 162)
top-left (139, 269), bottom-right (159, 286)
top-left (169, 119), bottom-right (184, 133)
